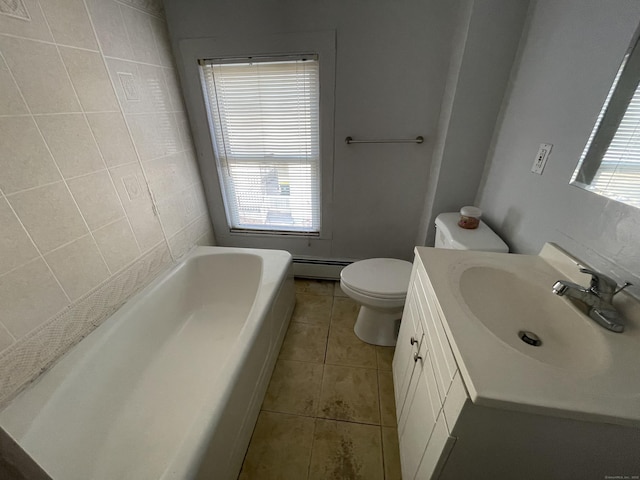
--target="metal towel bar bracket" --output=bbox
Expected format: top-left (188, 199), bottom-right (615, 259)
top-left (345, 136), bottom-right (424, 145)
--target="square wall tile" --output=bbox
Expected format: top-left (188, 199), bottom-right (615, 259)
top-left (108, 162), bottom-right (151, 214)
top-left (105, 58), bottom-right (148, 114)
top-left (120, 5), bottom-right (160, 65)
top-left (0, 258), bottom-right (68, 339)
top-left (0, 323), bottom-right (15, 352)
top-left (150, 16), bottom-right (174, 67)
top-left (163, 68), bottom-right (185, 112)
top-left (8, 181), bottom-right (88, 253)
top-left (39, 0), bottom-right (98, 50)
top-left (0, 116), bottom-right (60, 194)
top-left (67, 170), bottom-right (125, 230)
top-left (0, 55), bottom-right (27, 115)
top-left (138, 64), bottom-right (172, 113)
top-left (85, 0), bottom-right (133, 60)
top-left (35, 114), bottom-right (104, 178)
top-left (93, 218), bottom-right (140, 272)
top-left (175, 111), bottom-right (193, 149)
top-left (127, 113), bottom-right (180, 161)
top-left (0, 197), bottom-right (38, 276)
top-left (156, 196), bottom-right (186, 238)
top-left (86, 112), bottom-right (138, 168)
top-left (45, 235), bottom-right (110, 300)
top-left (59, 47), bottom-right (119, 113)
top-left (167, 228), bottom-right (190, 260)
top-left (0, 36), bottom-right (80, 114)
top-left (144, 154), bottom-right (184, 199)
top-left (0, 0), bottom-right (53, 42)
top-left (126, 204), bottom-right (164, 252)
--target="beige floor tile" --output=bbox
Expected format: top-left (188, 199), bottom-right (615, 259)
top-left (325, 324), bottom-right (377, 369)
top-left (333, 281), bottom-right (347, 297)
top-left (292, 293), bottom-right (333, 325)
top-left (239, 411), bottom-right (315, 480)
top-left (331, 297), bottom-right (360, 329)
top-left (309, 419), bottom-right (383, 480)
top-left (318, 364), bottom-right (380, 425)
top-left (295, 278), bottom-right (335, 296)
top-left (381, 426), bottom-right (402, 480)
top-left (262, 359), bottom-right (324, 417)
top-left (376, 346), bottom-right (395, 371)
top-left (279, 322), bottom-right (328, 363)
top-left (378, 370), bottom-right (397, 427)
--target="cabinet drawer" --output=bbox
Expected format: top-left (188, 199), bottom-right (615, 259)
top-left (415, 265), bottom-right (457, 403)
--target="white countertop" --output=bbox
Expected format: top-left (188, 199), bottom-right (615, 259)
top-left (415, 244), bottom-right (640, 427)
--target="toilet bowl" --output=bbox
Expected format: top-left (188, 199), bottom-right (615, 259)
top-left (340, 211), bottom-right (508, 347)
top-left (340, 258), bottom-right (413, 346)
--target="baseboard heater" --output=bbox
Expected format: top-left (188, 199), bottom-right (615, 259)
top-left (292, 257), bottom-right (353, 280)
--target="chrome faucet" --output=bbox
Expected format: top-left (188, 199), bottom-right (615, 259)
top-left (552, 268), bottom-right (631, 333)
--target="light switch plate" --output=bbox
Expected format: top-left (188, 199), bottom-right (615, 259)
top-left (531, 143), bottom-right (552, 174)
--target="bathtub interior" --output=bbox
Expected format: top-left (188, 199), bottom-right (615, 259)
top-left (0, 247), bottom-right (294, 480)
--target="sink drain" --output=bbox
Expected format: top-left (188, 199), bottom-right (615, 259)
top-left (519, 330), bottom-right (542, 347)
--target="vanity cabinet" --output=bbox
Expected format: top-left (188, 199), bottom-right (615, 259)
top-left (394, 250), bottom-right (640, 480)
top-left (393, 256), bottom-right (465, 480)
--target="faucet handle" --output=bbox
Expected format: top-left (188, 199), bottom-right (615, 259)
top-left (579, 268), bottom-right (617, 294)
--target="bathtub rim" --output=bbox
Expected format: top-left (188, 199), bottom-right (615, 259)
top-left (0, 246), bottom-right (293, 480)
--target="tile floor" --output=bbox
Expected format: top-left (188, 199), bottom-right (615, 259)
top-left (238, 279), bottom-right (402, 480)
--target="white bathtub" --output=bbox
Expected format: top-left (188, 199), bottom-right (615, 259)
top-left (0, 246), bottom-right (295, 480)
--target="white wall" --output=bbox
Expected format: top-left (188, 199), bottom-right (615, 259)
top-left (419, 0), bottom-right (530, 247)
top-left (164, 0), bottom-right (461, 261)
top-left (477, 0), bottom-right (640, 293)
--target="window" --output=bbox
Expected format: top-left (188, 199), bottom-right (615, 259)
top-left (572, 29), bottom-right (640, 209)
top-left (199, 55), bottom-right (321, 234)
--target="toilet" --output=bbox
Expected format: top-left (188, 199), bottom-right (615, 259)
top-left (340, 211), bottom-right (508, 346)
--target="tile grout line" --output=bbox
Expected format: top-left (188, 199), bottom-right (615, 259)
top-left (81, 0), bottom-right (176, 261)
top-left (0, 46), bottom-right (72, 304)
top-left (37, 7), bottom-right (114, 280)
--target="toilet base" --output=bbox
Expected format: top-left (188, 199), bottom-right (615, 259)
top-left (353, 305), bottom-right (403, 347)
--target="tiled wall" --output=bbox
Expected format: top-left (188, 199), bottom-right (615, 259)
top-left (0, 0), bottom-right (214, 405)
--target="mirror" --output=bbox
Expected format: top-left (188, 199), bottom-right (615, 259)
top-left (571, 26), bottom-right (640, 208)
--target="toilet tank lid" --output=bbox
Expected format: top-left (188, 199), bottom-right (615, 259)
top-left (435, 213), bottom-right (509, 253)
top-left (341, 258), bottom-right (413, 297)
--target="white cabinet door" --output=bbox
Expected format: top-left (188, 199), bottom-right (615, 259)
top-left (392, 290), bottom-right (423, 420)
top-left (416, 266), bottom-right (457, 403)
top-left (398, 346), bottom-right (441, 480)
top-left (414, 412), bottom-right (456, 480)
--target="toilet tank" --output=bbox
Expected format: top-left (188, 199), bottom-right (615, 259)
top-left (434, 213), bottom-right (509, 253)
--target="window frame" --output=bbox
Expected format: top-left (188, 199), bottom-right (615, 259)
top-left (199, 55), bottom-right (322, 235)
top-left (177, 32), bottom-right (336, 252)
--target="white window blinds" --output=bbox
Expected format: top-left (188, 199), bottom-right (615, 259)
top-left (589, 81), bottom-right (640, 207)
top-left (200, 56), bottom-right (321, 233)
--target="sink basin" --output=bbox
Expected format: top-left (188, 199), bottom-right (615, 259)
top-left (458, 265), bottom-right (611, 374)
top-left (414, 244), bottom-right (640, 427)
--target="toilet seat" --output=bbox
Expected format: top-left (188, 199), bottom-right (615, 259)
top-left (340, 258), bottom-right (412, 299)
